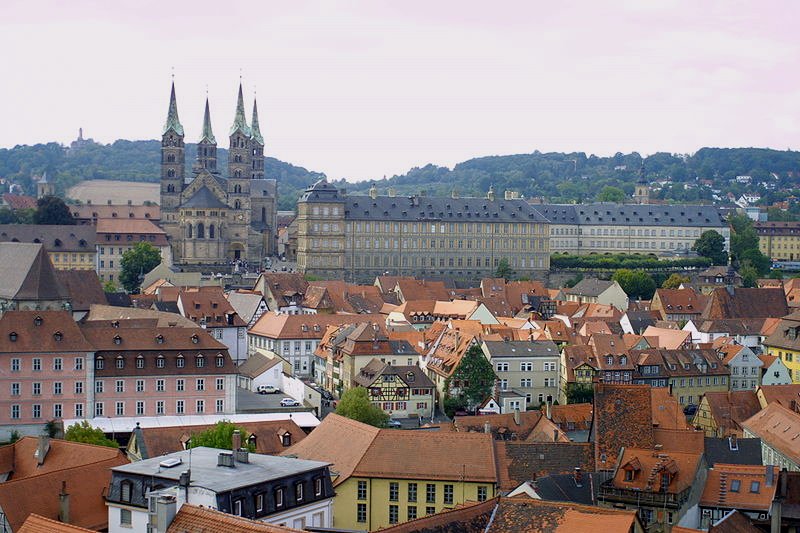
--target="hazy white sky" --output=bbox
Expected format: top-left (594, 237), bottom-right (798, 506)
top-left (1, 1), bottom-right (798, 181)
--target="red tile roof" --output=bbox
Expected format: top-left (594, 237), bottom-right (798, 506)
top-left (18, 514), bottom-right (97, 533)
top-left (700, 464), bottom-right (779, 512)
top-left (167, 504), bottom-right (302, 532)
top-left (593, 384), bottom-right (655, 469)
top-left (741, 402), bottom-right (800, 465)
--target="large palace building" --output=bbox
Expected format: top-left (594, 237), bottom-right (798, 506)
top-left (296, 180), bottom-right (551, 281)
top-left (159, 82), bottom-right (277, 265)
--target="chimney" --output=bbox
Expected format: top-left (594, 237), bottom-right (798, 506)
top-left (484, 422), bottom-right (491, 434)
top-left (58, 481), bottom-right (69, 524)
top-left (546, 399), bottom-right (552, 421)
top-left (574, 467), bottom-right (583, 487)
top-left (513, 408), bottom-right (521, 426)
top-left (767, 466), bottom-right (775, 487)
top-left (149, 493), bottom-right (178, 533)
top-left (232, 429), bottom-right (242, 452)
top-left (36, 435), bottom-right (50, 466)
top-left (217, 451), bottom-right (235, 467)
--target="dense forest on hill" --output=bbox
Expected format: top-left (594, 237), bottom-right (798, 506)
top-left (1, 140), bottom-right (800, 211)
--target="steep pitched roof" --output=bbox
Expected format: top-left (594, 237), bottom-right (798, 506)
top-left (609, 447), bottom-right (702, 495)
top-left (703, 287), bottom-right (789, 320)
top-left (0, 224), bottom-right (97, 252)
top-left (55, 270), bottom-right (107, 311)
top-left (758, 384), bottom-right (800, 409)
top-left (0, 243), bottom-right (69, 300)
top-left (237, 351), bottom-right (282, 379)
top-left (84, 303), bottom-right (198, 328)
top-left (181, 186), bottom-right (229, 209)
top-left (700, 464), bottom-right (779, 512)
top-left (741, 402), bottom-right (800, 465)
top-left (703, 391), bottom-right (762, 435)
top-left (0, 310), bottom-right (92, 353)
top-left (0, 437), bottom-right (128, 531)
top-left (704, 437), bottom-right (763, 466)
top-left (564, 278), bottom-right (614, 297)
top-left (494, 442), bottom-right (594, 491)
top-left (593, 384), bottom-right (655, 469)
top-left (18, 514), bottom-right (97, 533)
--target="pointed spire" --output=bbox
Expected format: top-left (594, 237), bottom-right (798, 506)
top-left (251, 97), bottom-right (263, 145)
top-left (199, 98), bottom-right (216, 144)
top-left (229, 81), bottom-right (250, 136)
top-left (162, 81), bottom-right (184, 136)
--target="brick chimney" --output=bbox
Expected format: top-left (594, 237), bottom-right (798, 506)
top-left (513, 408), bottom-right (521, 426)
top-left (36, 435), bottom-right (50, 466)
top-left (58, 481), bottom-right (69, 523)
top-left (232, 430), bottom-right (242, 452)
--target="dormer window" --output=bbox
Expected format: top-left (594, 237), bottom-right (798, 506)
top-left (156, 354), bottom-right (165, 368)
top-left (176, 354), bottom-right (185, 368)
top-left (195, 355), bottom-right (205, 368)
top-left (95, 356), bottom-right (105, 370)
top-left (156, 334), bottom-right (165, 344)
top-left (282, 432), bottom-right (292, 447)
top-left (136, 354), bottom-right (145, 369)
top-left (8, 332), bottom-right (17, 342)
top-left (34, 316), bottom-right (43, 326)
top-left (191, 334), bottom-right (199, 344)
top-left (113, 335), bottom-right (122, 345)
top-left (216, 354), bottom-right (225, 367)
top-left (606, 356), bottom-right (613, 365)
top-left (624, 469), bottom-right (635, 482)
top-left (619, 356), bottom-right (627, 365)
top-left (116, 355), bottom-right (124, 369)
top-left (53, 331), bottom-right (63, 342)
top-left (660, 473), bottom-right (671, 491)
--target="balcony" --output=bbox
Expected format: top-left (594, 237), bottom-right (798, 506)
top-left (598, 483), bottom-right (691, 510)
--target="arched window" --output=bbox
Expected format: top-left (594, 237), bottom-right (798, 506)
top-left (234, 170), bottom-right (242, 178)
top-left (197, 223), bottom-right (205, 239)
top-left (186, 224), bottom-right (193, 238)
top-left (167, 184), bottom-right (175, 193)
top-left (234, 200), bottom-right (241, 209)
top-left (234, 184), bottom-right (241, 194)
top-left (167, 154), bottom-right (175, 163)
top-left (209, 224), bottom-right (215, 239)
top-left (167, 169), bottom-right (175, 178)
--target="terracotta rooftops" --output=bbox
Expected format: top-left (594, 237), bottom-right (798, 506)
top-left (593, 384), bottom-right (655, 469)
top-left (703, 391), bottom-right (762, 435)
top-left (610, 447), bottom-right (702, 494)
top-left (71, 204), bottom-right (160, 221)
top-left (741, 402), bottom-right (800, 465)
top-left (177, 286), bottom-right (247, 327)
top-left (167, 504), bottom-right (302, 533)
top-left (700, 464), bottom-right (779, 511)
top-left (250, 312), bottom-right (385, 340)
top-left (758, 384), bottom-right (800, 410)
top-left (0, 310), bottom-right (92, 353)
top-left (18, 515), bottom-right (97, 533)
top-left (702, 287), bottom-right (789, 320)
top-left (495, 441), bottom-right (594, 491)
top-left (95, 217), bottom-right (167, 235)
top-left (283, 413), bottom-right (496, 485)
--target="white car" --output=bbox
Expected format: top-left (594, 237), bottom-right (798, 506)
top-left (257, 385), bottom-right (279, 394)
top-left (280, 398), bottom-right (301, 407)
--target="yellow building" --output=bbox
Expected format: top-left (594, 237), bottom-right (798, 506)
top-left (763, 311), bottom-right (800, 384)
top-left (296, 180), bottom-right (550, 282)
top-left (0, 224), bottom-right (96, 270)
top-left (282, 414), bottom-right (497, 530)
top-left (755, 221), bottom-right (800, 261)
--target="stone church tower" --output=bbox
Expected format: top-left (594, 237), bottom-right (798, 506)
top-left (159, 81), bottom-right (278, 266)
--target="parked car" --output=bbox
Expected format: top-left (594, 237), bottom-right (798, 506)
top-left (386, 419), bottom-right (403, 428)
top-left (320, 390), bottom-right (334, 401)
top-left (257, 385), bottom-right (279, 395)
top-left (280, 398), bottom-right (301, 407)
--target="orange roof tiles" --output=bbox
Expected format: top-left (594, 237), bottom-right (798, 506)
top-left (758, 384), bottom-right (800, 409)
top-left (250, 312), bottom-right (385, 340)
top-left (18, 514), bottom-right (97, 533)
top-left (700, 464), bottom-right (779, 512)
top-left (594, 384), bottom-right (655, 469)
top-left (741, 402), bottom-right (800, 465)
top-left (167, 504), bottom-right (302, 532)
top-left (703, 391), bottom-right (762, 436)
top-left (611, 447), bottom-right (702, 494)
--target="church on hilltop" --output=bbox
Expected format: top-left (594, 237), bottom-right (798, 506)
top-left (159, 81), bottom-right (277, 266)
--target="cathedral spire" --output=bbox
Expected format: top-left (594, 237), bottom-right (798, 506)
top-left (251, 97), bottom-right (263, 144)
top-left (162, 81), bottom-right (184, 136)
top-left (200, 97), bottom-right (216, 144)
top-left (229, 81), bottom-right (250, 136)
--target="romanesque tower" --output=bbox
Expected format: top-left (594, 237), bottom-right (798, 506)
top-left (160, 81), bottom-right (185, 242)
top-left (195, 98), bottom-right (217, 173)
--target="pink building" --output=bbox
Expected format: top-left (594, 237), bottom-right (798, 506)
top-left (0, 311), bottom-right (237, 439)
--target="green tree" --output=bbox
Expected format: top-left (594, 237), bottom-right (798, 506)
top-left (596, 185), bottom-right (626, 203)
top-left (336, 387), bottom-right (390, 428)
top-left (103, 280), bottom-right (119, 293)
top-left (612, 269), bottom-right (656, 300)
top-left (661, 273), bottom-right (691, 289)
top-left (692, 230), bottom-right (728, 265)
top-left (729, 214), bottom-right (760, 260)
top-left (65, 420), bottom-right (119, 448)
top-left (33, 196), bottom-right (76, 225)
top-left (119, 241), bottom-right (161, 293)
top-left (495, 258), bottom-right (514, 280)
top-left (566, 384), bottom-right (594, 404)
top-left (740, 265), bottom-right (759, 288)
top-left (188, 420), bottom-right (255, 451)
top-left (740, 248), bottom-right (771, 276)
top-left (443, 345), bottom-right (496, 417)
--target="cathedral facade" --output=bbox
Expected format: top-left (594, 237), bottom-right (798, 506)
top-left (159, 82), bottom-right (278, 266)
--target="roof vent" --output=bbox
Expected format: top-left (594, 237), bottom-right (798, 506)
top-left (160, 457), bottom-right (182, 469)
top-left (217, 452), bottom-right (235, 468)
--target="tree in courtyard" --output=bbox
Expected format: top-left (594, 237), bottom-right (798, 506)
top-left (566, 383), bottom-right (594, 404)
top-left (692, 230), bottom-right (728, 265)
top-left (33, 196), bottom-right (76, 225)
top-left (495, 258), bottom-right (515, 280)
top-left (119, 241), bottom-right (161, 293)
top-left (596, 186), bottom-right (626, 203)
top-left (740, 264), bottom-right (759, 288)
top-left (188, 420), bottom-right (255, 451)
top-left (443, 344), bottom-right (496, 417)
top-left (612, 268), bottom-right (656, 300)
top-left (65, 420), bottom-right (119, 448)
top-left (336, 387), bottom-right (390, 428)
top-left (661, 273), bottom-right (691, 289)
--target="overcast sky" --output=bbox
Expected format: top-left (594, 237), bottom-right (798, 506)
top-left (1, 1), bottom-right (798, 181)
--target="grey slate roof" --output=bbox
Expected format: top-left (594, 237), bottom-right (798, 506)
top-left (0, 224), bottom-right (96, 252)
top-left (483, 340), bottom-right (560, 358)
top-left (536, 203), bottom-right (727, 227)
top-left (344, 195), bottom-right (549, 223)
top-left (0, 243), bottom-right (69, 301)
top-left (704, 437), bottom-right (763, 466)
top-left (182, 186), bottom-right (229, 209)
top-left (112, 446), bottom-right (329, 493)
top-left (226, 292), bottom-right (264, 324)
top-left (564, 278), bottom-right (615, 297)
top-left (533, 472), bottom-right (603, 505)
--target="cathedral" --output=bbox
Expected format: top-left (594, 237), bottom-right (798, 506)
top-left (159, 81), bottom-right (277, 266)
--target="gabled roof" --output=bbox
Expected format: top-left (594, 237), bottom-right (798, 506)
top-left (19, 514), bottom-right (97, 533)
top-left (495, 442), bottom-right (594, 491)
top-left (84, 303), bottom-right (198, 328)
top-left (0, 243), bottom-right (69, 301)
top-left (564, 278), bottom-right (615, 297)
top-left (0, 224), bottom-right (97, 252)
top-left (593, 384), bottom-right (655, 468)
top-left (704, 437), bottom-right (763, 466)
top-left (642, 325), bottom-right (691, 349)
top-left (703, 287), bottom-right (789, 320)
top-left (2, 193), bottom-right (37, 210)
top-left (703, 391), bottom-right (762, 435)
top-left (181, 186), bottom-right (229, 209)
top-left (178, 286), bottom-right (246, 327)
top-left (758, 384), bottom-right (800, 409)
top-left (237, 351), bottom-right (282, 379)
top-left (609, 447), bottom-right (702, 494)
top-left (482, 339), bottom-right (559, 358)
top-left (654, 288), bottom-right (707, 315)
top-left (55, 270), bottom-right (107, 311)
top-left (0, 310), bottom-right (92, 353)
